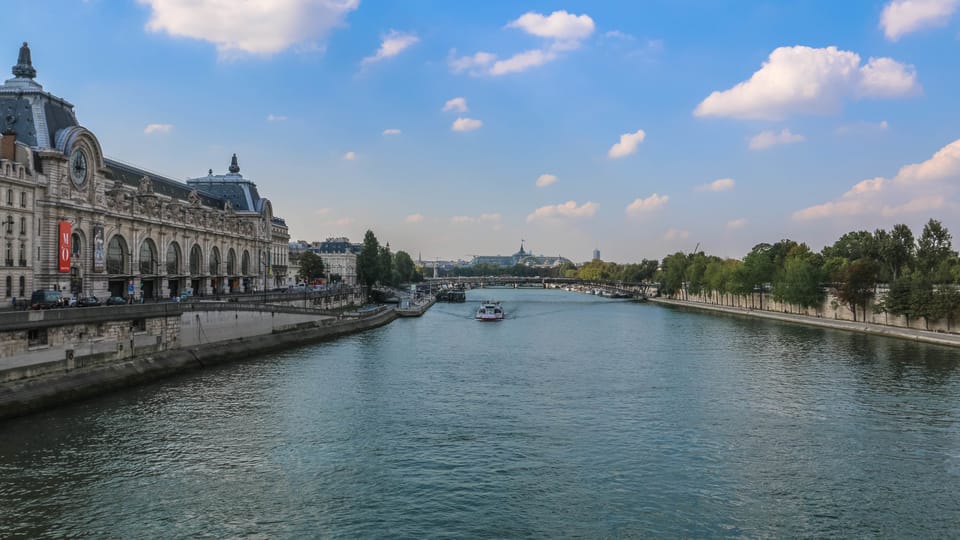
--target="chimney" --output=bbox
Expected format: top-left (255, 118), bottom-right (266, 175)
top-left (1, 132), bottom-right (15, 161)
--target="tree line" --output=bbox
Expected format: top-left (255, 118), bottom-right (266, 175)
top-left (655, 218), bottom-right (960, 328)
top-left (356, 230), bottom-right (423, 293)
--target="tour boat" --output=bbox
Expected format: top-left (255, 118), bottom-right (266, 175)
top-left (475, 301), bottom-right (505, 321)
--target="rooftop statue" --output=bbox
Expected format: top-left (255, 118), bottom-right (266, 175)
top-left (12, 42), bottom-right (36, 79)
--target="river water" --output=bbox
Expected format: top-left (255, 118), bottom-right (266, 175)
top-left (1, 288), bottom-right (959, 538)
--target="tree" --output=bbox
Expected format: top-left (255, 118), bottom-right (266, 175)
top-left (772, 256), bottom-right (825, 313)
top-left (916, 219), bottom-right (954, 280)
top-left (742, 243), bottom-right (776, 309)
top-left (877, 224), bottom-right (915, 281)
top-left (296, 251), bottom-right (325, 284)
top-left (393, 250), bottom-right (418, 283)
top-left (833, 259), bottom-right (879, 322)
top-left (379, 243), bottom-right (394, 286)
top-left (357, 230), bottom-right (382, 294)
top-left (658, 252), bottom-right (689, 297)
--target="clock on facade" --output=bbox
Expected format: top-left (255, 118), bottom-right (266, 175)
top-left (69, 147), bottom-right (88, 187)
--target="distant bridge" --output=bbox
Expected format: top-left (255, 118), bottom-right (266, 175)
top-left (424, 276), bottom-right (654, 299)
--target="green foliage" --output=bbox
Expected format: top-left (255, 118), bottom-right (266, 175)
top-left (833, 259), bottom-right (879, 321)
top-left (393, 251), bottom-right (420, 284)
top-left (296, 251), bottom-right (325, 284)
top-left (658, 252), bottom-right (689, 297)
top-left (357, 230), bottom-right (382, 291)
top-left (772, 256), bottom-right (825, 310)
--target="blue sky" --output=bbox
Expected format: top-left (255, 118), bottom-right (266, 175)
top-left (11, 0), bottom-right (960, 262)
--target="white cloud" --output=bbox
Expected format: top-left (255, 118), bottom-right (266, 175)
top-left (342, 151), bottom-right (357, 160)
top-left (748, 129), bottom-right (806, 150)
top-left (449, 10), bottom-right (594, 76)
top-left (793, 139), bottom-right (960, 220)
top-left (405, 213), bottom-right (424, 223)
top-left (314, 207), bottom-right (331, 216)
top-left (697, 178), bottom-right (736, 192)
top-left (490, 49), bottom-right (557, 76)
top-left (451, 216), bottom-right (473, 224)
top-left (664, 228), bottom-right (690, 241)
top-left (726, 218), bottom-right (748, 229)
top-left (608, 129), bottom-right (646, 158)
top-left (536, 174), bottom-right (558, 187)
top-left (626, 193), bottom-right (669, 216)
top-left (527, 200), bottom-right (598, 222)
top-left (334, 217), bottom-right (354, 226)
top-left (881, 0), bottom-right (959, 40)
top-left (144, 123), bottom-right (173, 135)
top-left (507, 10), bottom-right (595, 42)
top-left (139, 0), bottom-right (359, 57)
top-left (266, 114), bottom-right (287, 122)
top-left (451, 117), bottom-right (483, 132)
top-left (382, 128), bottom-right (402, 135)
top-left (442, 97), bottom-right (468, 113)
top-left (694, 46), bottom-right (919, 120)
top-left (361, 30), bottom-right (419, 65)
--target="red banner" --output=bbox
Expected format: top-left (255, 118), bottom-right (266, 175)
top-left (58, 221), bottom-right (71, 273)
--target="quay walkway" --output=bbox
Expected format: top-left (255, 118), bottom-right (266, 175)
top-left (650, 297), bottom-right (960, 348)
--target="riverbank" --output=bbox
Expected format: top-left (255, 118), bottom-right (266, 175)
top-left (648, 297), bottom-right (960, 348)
top-left (0, 306), bottom-right (397, 421)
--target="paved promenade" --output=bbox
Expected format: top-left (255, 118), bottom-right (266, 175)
top-left (648, 297), bottom-right (960, 348)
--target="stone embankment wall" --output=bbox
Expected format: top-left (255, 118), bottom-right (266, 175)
top-left (675, 288), bottom-right (959, 334)
top-left (0, 306), bottom-right (397, 420)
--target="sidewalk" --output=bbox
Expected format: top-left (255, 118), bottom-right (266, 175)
top-left (648, 297), bottom-right (960, 348)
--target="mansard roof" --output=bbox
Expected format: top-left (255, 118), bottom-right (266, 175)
top-left (105, 158), bottom-right (225, 210)
top-left (0, 42), bottom-right (79, 149)
top-left (186, 154), bottom-right (265, 213)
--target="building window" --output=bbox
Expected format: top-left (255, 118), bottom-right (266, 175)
top-left (18, 242), bottom-right (25, 266)
top-left (6, 189), bottom-right (12, 206)
top-left (71, 233), bottom-right (81, 257)
top-left (5, 241), bottom-right (11, 266)
top-left (107, 235), bottom-right (128, 274)
top-left (166, 242), bottom-right (181, 275)
top-left (20, 217), bottom-right (25, 235)
top-left (4, 275), bottom-right (10, 297)
top-left (20, 192), bottom-right (26, 208)
top-left (4, 215), bottom-right (11, 234)
top-left (19, 275), bottom-right (25, 297)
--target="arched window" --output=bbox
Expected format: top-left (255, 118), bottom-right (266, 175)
top-left (139, 238), bottom-right (158, 274)
top-left (4, 276), bottom-right (10, 297)
top-left (18, 275), bottom-right (24, 297)
top-left (106, 235), bottom-right (128, 274)
top-left (242, 250), bottom-right (250, 275)
top-left (71, 232), bottom-right (82, 257)
top-left (209, 246), bottom-right (221, 275)
top-left (166, 242), bottom-right (181, 275)
top-left (189, 245), bottom-right (203, 275)
top-left (227, 248), bottom-right (237, 275)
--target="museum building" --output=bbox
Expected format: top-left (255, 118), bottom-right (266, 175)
top-left (0, 43), bottom-right (288, 303)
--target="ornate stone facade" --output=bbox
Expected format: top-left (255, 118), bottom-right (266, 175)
top-left (0, 43), bottom-right (288, 303)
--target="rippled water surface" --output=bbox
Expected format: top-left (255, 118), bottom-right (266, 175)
top-left (2, 289), bottom-right (960, 538)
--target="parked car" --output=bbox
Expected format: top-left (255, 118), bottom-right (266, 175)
top-left (77, 296), bottom-right (101, 307)
top-left (30, 290), bottom-right (63, 310)
top-left (105, 296), bottom-right (127, 305)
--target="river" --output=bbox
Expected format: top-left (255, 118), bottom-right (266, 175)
top-left (1, 288), bottom-right (958, 538)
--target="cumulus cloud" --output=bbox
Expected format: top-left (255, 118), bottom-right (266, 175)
top-left (626, 193), bottom-right (669, 216)
top-left (793, 139), bottom-right (960, 220)
top-left (664, 228), bottom-right (690, 241)
top-left (697, 178), bottom-right (736, 192)
top-left (451, 117), bottom-right (483, 132)
top-left (449, 10), bottom-right (594, 76)
top-left (405, 213), bottom-right (424, 223)
top-left (442, 97), bottom-right (468, 113)
top-left (607, 129), bottom-right (646, 158)
top-left (527, 200), bottom-right (598, 222)
top-left (536, 174), bottom-right (558, 188)
top-left (139, 0), bottom-right (359, 57)
top-left (694, 46), bottom-right (919, 120)
top-left (361, 30), bottom-right (419, 65)
top-left (748, 129), bottom-right (806, 150)
top-left (382, 128), bottom-right (402, 135)
top-left (266, 114), bottom-right (287, 122)
top-left (880, 0), bottom-right (959, 40)
top-left (144, 123), bottom-right (173, 135)
top-left (342, 151), bottom-right (357, 160)
top-left (726, 218), bottom-right (748, 229)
